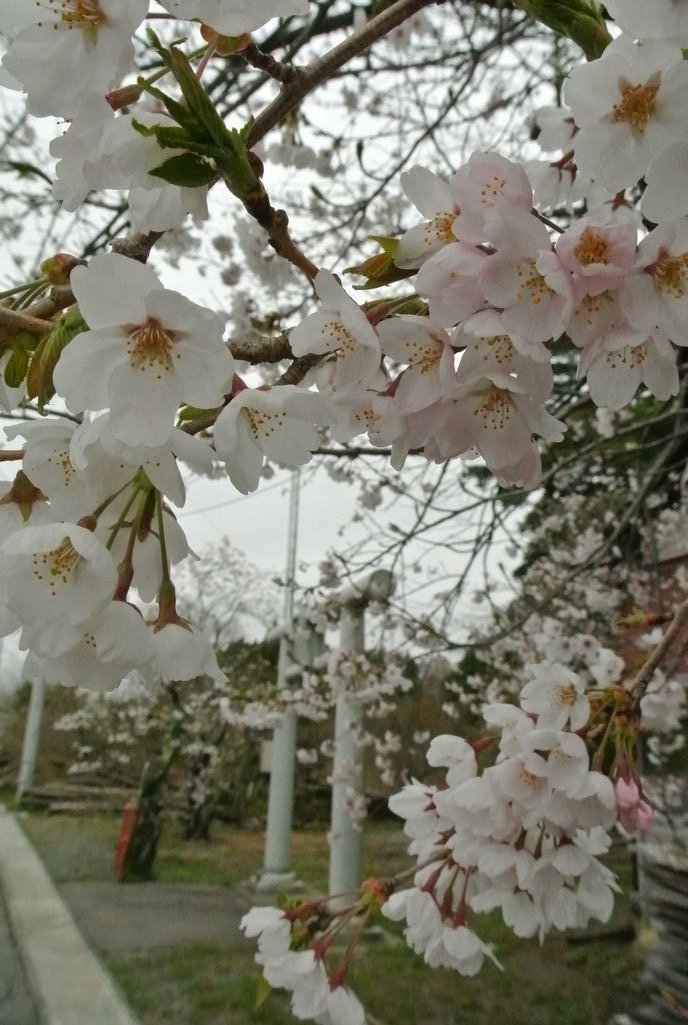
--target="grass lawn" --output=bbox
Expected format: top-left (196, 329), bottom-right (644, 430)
top-left (22, 812), bottom-right (645, 1025)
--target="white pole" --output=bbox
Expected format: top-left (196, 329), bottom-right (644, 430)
top-left (16, 678), bottom-right (46, 803)
top-left (257, 469), bottom-right (302, 890)
top-left (328, 570), bottom-right (395, 904)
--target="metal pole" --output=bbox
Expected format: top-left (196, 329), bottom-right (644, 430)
top-left (256, 469), bottom-right (302, 891)
top-left (16, 678), bottom-right (46, 803)
top-left (328, 570), bottom-right (395, 904)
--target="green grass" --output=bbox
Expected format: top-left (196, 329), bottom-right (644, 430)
top-left (22, 812), bottom-right (645, 1025)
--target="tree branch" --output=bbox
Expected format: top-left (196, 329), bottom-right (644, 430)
top-left (247, 0), bottom-right (444, 146)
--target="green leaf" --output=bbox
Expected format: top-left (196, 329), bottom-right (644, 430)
top-left (177, 404), bottom-right (218, 422)
top-left (135, 79), bottom-right (200, 136)
top-left (4, 344), bottom-right (30, 387)
top-left (149, 153), bottom-right (216, 188)
top-left (254, 974), bottom-right (272, 1012)
top-left (26, 309), bottom-right (87, 410)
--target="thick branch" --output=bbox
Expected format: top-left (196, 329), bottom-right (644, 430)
top-left (0, 305), bottom-right (53, 340)
top-left (247, 0), bottom-right (444, 146)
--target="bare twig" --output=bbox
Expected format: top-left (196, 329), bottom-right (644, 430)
top-left (248, 0), bottom-right (444, 146)
top-left (629, 597), bottom-right (688, 712)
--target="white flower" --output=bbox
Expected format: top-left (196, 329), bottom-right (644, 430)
top-left (394, 165), bottom-right (462, 268)
top-left (151, 619), bottom-right (226, 684)
top-left (519, 663), bottom-right (590, 731)
top-left (0, 523), bottom-right (117, 653)
top-left (157, 0), bottom-right (310, 36)
top-left (240, 906), bottom-right (291, 955)
top-left (24, 600), bottom-right (155, 690)
top-left (54, 253), bottom-right (234, 448)
top-left (289, 271), bottom-right (381, 393)
top-left (2, 0), bottom-right (147, 119)
top-left (565, 35), bottom-right (688, 193)
top-left (377, 316), bottom-right (456, 412)
top-left (603, 0), bottom-right (688, 45)
top-left (214, 385), bottom-right (330, 494)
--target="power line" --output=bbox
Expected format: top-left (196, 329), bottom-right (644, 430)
top-left (180, 474), bottom-right (291, 517)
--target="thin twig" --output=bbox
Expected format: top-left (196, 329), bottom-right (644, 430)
top-left (629, 597), bottom-right (688, 712)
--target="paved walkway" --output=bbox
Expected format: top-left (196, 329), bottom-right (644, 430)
top-left (0, 809), bottom-right (139, 1025)
top-left (0, 881), bottom-right (37, 1025)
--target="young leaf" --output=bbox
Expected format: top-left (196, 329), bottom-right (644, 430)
top-left (149, 153), bottom-right (216, 188)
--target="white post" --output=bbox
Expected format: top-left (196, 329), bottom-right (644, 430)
top-left (328, 570), bottom-right (395, 904)
top-left (16, 678), bottom-right (46, 803)
top-left (256, 470), bottom-right (302, 891)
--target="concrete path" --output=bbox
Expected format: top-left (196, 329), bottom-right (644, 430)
top-left (59, 879), bottom-right (253, 954)
top-left (0, 809), bottom-right (139, 1025)
top-left (0, 882), bottom-right (37, 1025)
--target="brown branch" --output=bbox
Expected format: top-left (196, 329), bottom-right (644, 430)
top-left (110, 231), bottom-right (163, 264)
top-left (241, 41), bottom-right (300, 83)
top-left (247, 0), bottom-right (444, 147)
top-left (23, 286), bottom-right (75, 322)
top-left (0, 305), bottom-right (53, 340)
top-left (229, 333), bottom-right (292, 363)
top-left (629, 597), bottom-right (688, 712)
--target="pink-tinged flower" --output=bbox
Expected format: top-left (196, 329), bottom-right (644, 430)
top-left (565, 35), bottom-right (688, 193)
top-left (330, 391), bottom-right (405, 448)
top-left (579, 332), bottom-right (679, 411)
top-left (614, 778), bottom-right (654, 834)
top-left (0, 523), bottom-right (117, 653)
top-left (2, 0), bottom-right (147, 119)
top-left (158, 0), bottom-right (310, 36)
top-left (426, 735), bottom-right (477, 786)
top-left (450, 151), bottom-right (533, 244)
top-left (520, 663), bottom-right (590, 732)
top-left (461, 309), bottom-right (553, 369)
top-left (415, 242), bottom-right (487, 327)
top-left (394, 166), bottom-right (463, 269)
top-left (642, 143), bottom-right (688, 224)
top-left (377, 316), bottom-right (456, 412)
top-left (479, 206), bottom-right (574, 344)
top-left (556, 218), bottom-right (637, 298)
top-left (214, 385), bottom-right (331, 494)
top-left (619, 220), bottom-right (688, 344)
top-left (289, 271), bottom-right (381, 393)
top-left (54, 253), bottom-right (234, 449)
top-left (567, 289), bottom-right (644, 352)
top-left (433, 376), bottom-right (565, 488)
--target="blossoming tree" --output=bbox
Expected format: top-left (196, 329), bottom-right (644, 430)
top-left (1, 0), bottom-right (688, 1022)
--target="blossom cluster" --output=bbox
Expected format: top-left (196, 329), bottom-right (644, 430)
top-left (383, 666), bottom-right (622, 961)
top-left (240, 658), bottom-right (668, 1020)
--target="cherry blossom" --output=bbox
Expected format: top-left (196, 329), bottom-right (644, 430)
top-left (1, 0), bottom-right (147, 119)
top-left (0, 523), bottom-right (117, 655)
top-left (157, 0), bottom-right (310, 36)
top-left (54, 253), bottom-right (234, 448)
top-left (213, 385), bottom-right (331, 494)
top-left (394, 166), bottom-right (463, 268)
top-left (289, 271), bottom-right (381, 393)
top-left (564, 35), bottom-right (688, 193)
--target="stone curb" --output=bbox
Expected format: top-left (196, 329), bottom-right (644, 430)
top-left (0, 809), bottom-right (139, 1025)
